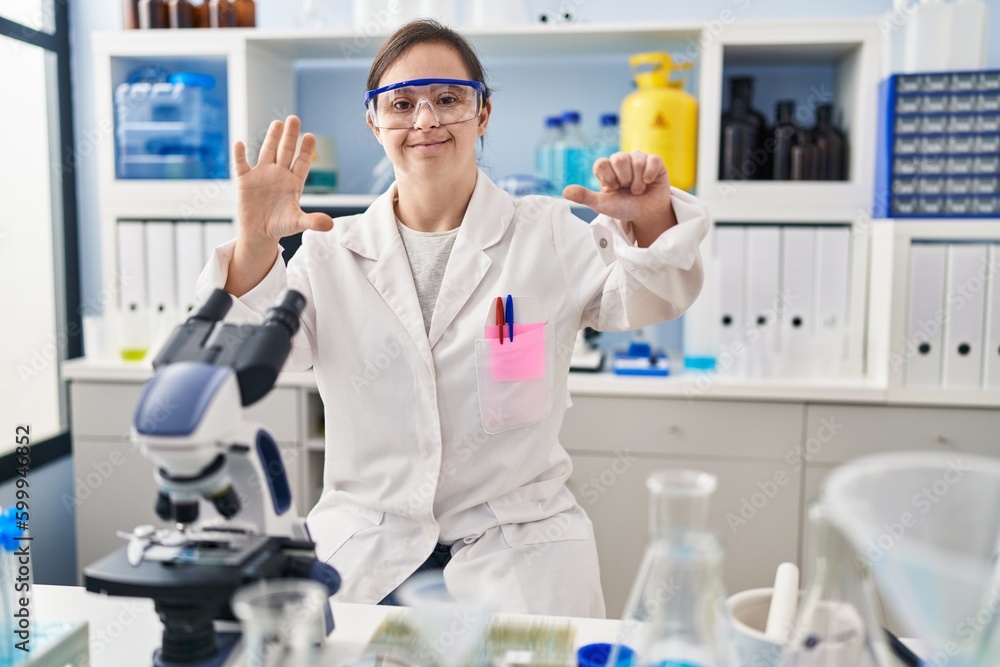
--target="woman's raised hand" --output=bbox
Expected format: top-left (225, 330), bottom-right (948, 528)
top-left (563, 150), bottom-right (678, 248)
top-left (234, 115), bottom-right (334, 244)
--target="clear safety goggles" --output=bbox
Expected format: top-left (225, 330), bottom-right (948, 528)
top-left (364, 78), bottom-right (486, 130)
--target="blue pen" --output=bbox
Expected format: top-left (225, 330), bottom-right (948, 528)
top-left (505, 294), bottom-right (514, 342)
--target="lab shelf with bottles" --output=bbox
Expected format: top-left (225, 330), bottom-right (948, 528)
top-left (696, 19), bottom-right (882, 222)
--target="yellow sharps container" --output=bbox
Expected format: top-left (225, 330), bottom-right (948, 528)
top-left (620, 52), bottom-right (698, 191)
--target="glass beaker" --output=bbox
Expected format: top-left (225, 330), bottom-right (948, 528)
top-left (612, 469), bottom-right (737, 667)
top-left (231, 579), bottom-right (329, 667)
top-left (776, 503), bottom-right (892, 667)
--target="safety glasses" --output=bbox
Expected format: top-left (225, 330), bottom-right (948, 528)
top-left (364, 77), bottom-right (486, 130)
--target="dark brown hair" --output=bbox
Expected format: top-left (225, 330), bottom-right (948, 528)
top-left (366, 19), bottom-right (491, 99)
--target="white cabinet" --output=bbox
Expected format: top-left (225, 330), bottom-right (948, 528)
top-left (567, 453), bottom-right (802, 619)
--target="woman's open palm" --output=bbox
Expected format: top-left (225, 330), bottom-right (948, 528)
top-left (234, 115), bottom-right (334, 242)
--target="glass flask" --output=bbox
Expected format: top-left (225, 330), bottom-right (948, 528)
top-left (611, 470), bottom-right (737, 667)
top-left (776, 503), bottom-right (892, 667)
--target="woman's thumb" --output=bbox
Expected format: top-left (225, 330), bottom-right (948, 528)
top-left (302, 211), bottom-right (334, 233)
top-left (562, 185), bottom-right (601, 210)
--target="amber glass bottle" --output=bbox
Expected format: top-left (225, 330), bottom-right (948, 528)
top-left (208, 0), bottom-right (235, 27)
top-left (233, 0), bottom-right (256, 27)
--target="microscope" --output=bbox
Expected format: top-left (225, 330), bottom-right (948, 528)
top-left (84, 289), bottom-right (340, 667)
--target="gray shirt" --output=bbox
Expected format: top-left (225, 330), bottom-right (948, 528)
top-left (396, 220), bottom-right (460, 334)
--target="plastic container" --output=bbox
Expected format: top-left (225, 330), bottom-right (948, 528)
top-left (822, 452), bottom-right (1000, 667)
top-left (588, 113), bottom-right (619, 190)
top-left (620, 52), bottom-right (698, 191)
top-left (535, 116), bottom-right (563, 195)
top-left (554, 111), bottom-right (589, 191)
top-left (904, 0), bottom-right (951, 73)
top-left (114, 72), bottom-right (227, 180)
top-left (231, 579), bottom-right (328, 667)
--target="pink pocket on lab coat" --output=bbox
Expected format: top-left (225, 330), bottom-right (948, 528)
top-left (474, 322), bottom-right (553, 434)
top-left (481, 322), bottom-right (547, 382)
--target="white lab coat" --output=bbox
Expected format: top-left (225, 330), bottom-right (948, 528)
top-left (197, 170), bottom-right (710, 617)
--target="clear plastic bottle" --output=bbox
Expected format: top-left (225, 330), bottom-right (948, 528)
top-left (553, 110), bottom-right (589, 192)
top-left (612, 470), bottom-right (737, 667)
top-left (535, 116), bottom-right (564, 196)
top-left (588, 113), bottom-right (620, 190)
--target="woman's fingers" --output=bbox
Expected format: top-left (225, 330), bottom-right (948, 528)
top-left (276, 115), bottom-right (301, 169)
top-left (258, 119), bottom-right (284, 165)
top-left (593, 158), bottom-right (620, 191)
top-left (301, 211), bottom-right (335, 233)
top-left (233, 140), bottom-right (250, 177)
top-left (609, 152), bottom-right (634, 192)
top-left (291, 133), bottom-right (316, 180)
top-left (629, 151), bottom-right (648, 195)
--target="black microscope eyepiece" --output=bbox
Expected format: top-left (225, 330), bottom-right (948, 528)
top-left (263, 290), bottom-right (306, 337)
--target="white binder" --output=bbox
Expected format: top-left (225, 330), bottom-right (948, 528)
top-left (202, 221), bottom-right (236, 264)
top-left (116, 221), bottom-right (147, 310)
top-left (905, 242), bottom-right (947, 387)
top-left (779, 227), bottom-right (815, 375)
top-left (813, 227), bottom-right (851, 375)
top-left (942, 243), bottom-right (988, 389)
top-left (714, 225), bottom-right (746, 347)
top-left (745, 226), bottom-right (781, 376)
top-left (175, 222), bottom-right (205, 314)
top-left (985, 244), bottom-right (1000, 389)
top-left (144, 221), bottom-right (176, 314)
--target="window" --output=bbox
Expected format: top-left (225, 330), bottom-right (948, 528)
top-left (0, 6), bottom-right (80, 461)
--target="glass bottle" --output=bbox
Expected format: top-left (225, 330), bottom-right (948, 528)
top-left (208, 0), bottom-right (235, 27)
top-left (138, 0), bottom-right (169, 28)
top-left (720, 77), bottom-right (767, 180)
top-left (192, 0), bottom-right (208, 27)
top-left (612, 470), bottom-right (737, 667)
top-left (813, 104), bottom-right (846, 181)
top-left (123, 0), bottom-right (141, 29)
top-left (791, 128), bottom-right (817, 181)
top-left (777, 503), bottom-right (893, 667)
top-left (772, 100), bottom-right (798, 181)
top-left (720, 96), bottom-right (757, 181)
top-left (168, 0), bottom-right (193, 27)
top-left (233, 0), bottom-right (256, 27)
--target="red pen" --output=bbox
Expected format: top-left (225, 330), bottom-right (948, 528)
top-left (494, 297), bottom-right (505, 345)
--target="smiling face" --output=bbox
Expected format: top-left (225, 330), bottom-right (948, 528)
top-left (368, 41), bottom-right (491, 186)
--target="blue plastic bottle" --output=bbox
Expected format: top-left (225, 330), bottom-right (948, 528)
top-left (589, 113), bottom-right (620, 189)
top-left (554, 111), bottom-right (589, 192)
top-left (535, 116), bottom-right (564, 196)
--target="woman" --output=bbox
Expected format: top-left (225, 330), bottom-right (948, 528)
top-left (198, 19), bottom-right (709, 617)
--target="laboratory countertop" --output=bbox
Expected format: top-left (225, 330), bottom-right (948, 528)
top-left (34, 584), bottom-right (622, 667)
top-left (61, 358), bottom-right (1000, 408)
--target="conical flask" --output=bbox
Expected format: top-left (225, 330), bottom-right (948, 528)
top-left (776, 503), bottom-right (893, 667)
top-left (611, 470), bottom-right (737, 667)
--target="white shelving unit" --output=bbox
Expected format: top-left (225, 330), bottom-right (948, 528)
top-left (696, 18), bottom-right (883, 221)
